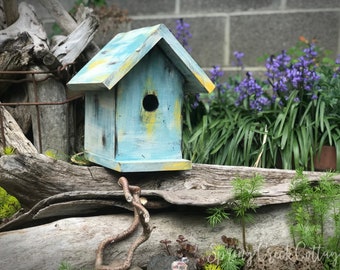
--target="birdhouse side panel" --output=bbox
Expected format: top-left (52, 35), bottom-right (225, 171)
top-left (84, 91), bottom-right (116, 161)
top-left (115, 46), bottom-right (184, 162)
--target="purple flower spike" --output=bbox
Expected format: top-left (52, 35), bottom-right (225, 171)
top-left (233, 51), bottom-right (245, 69)
top-left (175, 18), bottom-right (192, 53)
top-left (234, 72), bottom-right (270, 111)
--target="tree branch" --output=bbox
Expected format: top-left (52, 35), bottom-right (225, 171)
top-left (95, 177), bottom-right (154, 270)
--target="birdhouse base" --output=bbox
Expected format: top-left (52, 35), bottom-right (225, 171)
top-left (84, 152), bottom-right (192, 172)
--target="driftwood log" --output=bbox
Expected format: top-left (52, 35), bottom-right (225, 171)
top-left (0, 2), bottom-right (49, 95)
top-left (0, 205), bottom-right (294, 270)
top-left (0, 105), bottom-right (38, 154)
top-left (0, 152), bottom-right (339, 232)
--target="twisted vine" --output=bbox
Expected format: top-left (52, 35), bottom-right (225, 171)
top-left (95, 176), bottom-right (154, 270)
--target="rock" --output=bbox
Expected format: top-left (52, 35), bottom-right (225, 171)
top-left (244, 245), bottom-right (324, 270)
top-left (130, 266), bottom-right (143, 270)
top-left (147, 255), bottom-right (197, 270)
top-left (0, 205), bottom-right (294, 270)
top-left (147, 254), bottom-right (178, 270)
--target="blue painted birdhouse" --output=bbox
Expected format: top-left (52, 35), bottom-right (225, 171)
top-left (67, 24), bottom-right (214, 172)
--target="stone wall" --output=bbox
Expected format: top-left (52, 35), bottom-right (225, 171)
top-left (25, 0), bottom-right (340, 73)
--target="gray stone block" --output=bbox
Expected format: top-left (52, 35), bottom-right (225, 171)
top-left (132, 16), bottom-right (228, 68)
top-left (106, 0), bottom-right (176, 15)
top-left (286, 0), bottom-right (340, 9)
top-left (230, 11), bottom-right (340, 67)
top-left (180, 0), bottom-right (281, 13)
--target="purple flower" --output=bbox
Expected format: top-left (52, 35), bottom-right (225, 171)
top-left (209, 65), bottom-right (227, 95)
top-left (265, 51), bottom-right (291, 79)
top-left (210, 65), bottom-right (224, 81)
top-left (234, 72), bottom-right (270, 111)
top-left (286, 57), bottom-right (320, 92)
top-left (265, 45), bottom-right (320, 106)
top-left (334, 55), bottom-right (340, 77)
top-left (191, 93), bottom-right (200, 109)
top-left (175, 18), bottom-right (192, 53)
top-left (265, 51), bottom-right (292, 102)
top-left (233, 51), bottom-right (245, 69)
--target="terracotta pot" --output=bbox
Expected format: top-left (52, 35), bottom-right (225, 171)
top-left (313, 145), bottom-right (337, 171)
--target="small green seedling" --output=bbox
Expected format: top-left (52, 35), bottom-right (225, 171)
top-left (207, 174), bottom-right (264, 251)
top-left (232, 174), bottom-right (263, 251)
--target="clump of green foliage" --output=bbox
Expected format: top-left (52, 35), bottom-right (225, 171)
top-left (44, 149), bottom-right (58, 159)
top-left (0, 186), bottom-right (21, 219)
top-left (58, 262), bottom-right (74, 270)
top-left (289, 168), bottom-right (340, 269)
top-left (182, 34), bottom-right (340, 171)
top-left (206, 174), bottom-right (264, 251)
top-left (2, 146), bottom-right (15, 155)
top-left (58, 261), bottom-right (89, 270)
top-left (204, 244), bottom-right (244, 270)
top-left (44, 149), bottom-right (69, 161)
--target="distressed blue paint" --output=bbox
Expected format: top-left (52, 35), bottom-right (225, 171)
top-left (67, 24), bottom-right (215, 93)
top-left (67, 24), bottom-right (215, 172)
top-left (115, 47), bottom-right (183, 161)
top-left (84, 91), bottom-right (115, 160)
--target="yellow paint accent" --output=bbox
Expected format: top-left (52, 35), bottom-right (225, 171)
top-left (162, 161), bottom-right (192, 171)
top-left (144, 77), bottom-right (154, 89)
top-left (141, 78), bottom-right (158, 137)
top-left (194, 72), bottom-right (215, 93)
top-left (141, 111), bottom-right (157, 137)
top-left (173, 99), bottom-right (182, 131)
top-left (119, 57), bottom-right (134, 74)
top-left (88, 58), bottom-right (108, 70)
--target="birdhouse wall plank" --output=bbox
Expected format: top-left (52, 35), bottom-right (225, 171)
top-left (115, 46), bottom-right (184, 162)
top-left (84, 91), bottom-right (115, 160)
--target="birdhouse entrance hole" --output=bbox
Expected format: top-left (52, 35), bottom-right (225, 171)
top-left (143, 94), bottom-right (159, 112)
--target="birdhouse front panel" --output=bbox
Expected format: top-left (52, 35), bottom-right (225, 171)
top-left (115, 46), bottom-right (184, 163)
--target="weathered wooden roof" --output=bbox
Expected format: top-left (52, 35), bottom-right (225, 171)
top-left (67, 24), bottom-right (215, 93)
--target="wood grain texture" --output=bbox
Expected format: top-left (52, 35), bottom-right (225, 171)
top-left (0, 153), bottom-right (338, 211)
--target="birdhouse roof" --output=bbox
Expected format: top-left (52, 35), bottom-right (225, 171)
top-left (67, 24), bottom-right (215, 93)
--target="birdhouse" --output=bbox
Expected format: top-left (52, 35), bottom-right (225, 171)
top-left (67, 24), bottom-right (214, 172)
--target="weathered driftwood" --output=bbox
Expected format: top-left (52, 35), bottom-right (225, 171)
top-left (38, 0), bottom-right (79, 35)
top-left (0, 153), bottom-right (339, 212)
top-left (26, 66), bottom-right (70, 155)
top-left (39, 0), bottom-right (100, 60)
top-left (0, 2), bottom-right (48, 95)
top-left (0, 2), bottom-right (48, 54)
top-left (2, 0), bottom-right (19, 27)
top-left (0, 106), bottom-right (37, 154)
top-left (51, 14), bottom-right (99, 65)
top-left (0, 205), bottom-right (293, 270)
